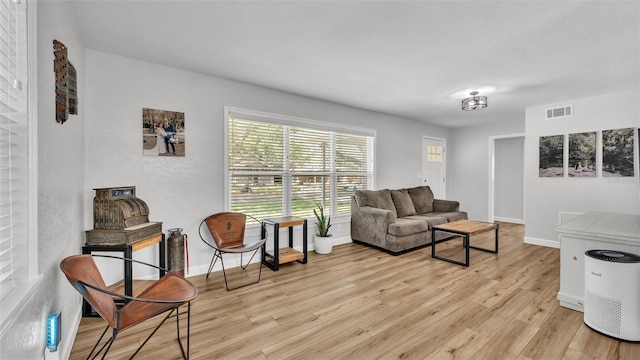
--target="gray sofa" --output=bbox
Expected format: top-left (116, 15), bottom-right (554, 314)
top-left (350, 186), bottom-right (467, 255)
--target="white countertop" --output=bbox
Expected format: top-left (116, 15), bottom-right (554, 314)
top-left (555, 211), bottom-right (640, 245)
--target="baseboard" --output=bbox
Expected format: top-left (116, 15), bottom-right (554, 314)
top-left (524, 236), bottom-right (560, 249)
top-left (329, 235), bottom-right (352, 247)
top-left (557, 291), bottom-right (584, 313)
top-left (186, 236), bottom-right (354, 278)
top-left (493, 216), bottom-right (525, 224)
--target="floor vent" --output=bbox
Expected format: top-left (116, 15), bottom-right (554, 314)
top-left (546, 105), bottom-right (573, 120)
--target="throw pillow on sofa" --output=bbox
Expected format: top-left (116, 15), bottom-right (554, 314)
top-left (407, 186), bottom-right (435, 214)
top-left (390, 189), bottom-right (417, 217)
top-left (355, 189), bottom-right (397, 215)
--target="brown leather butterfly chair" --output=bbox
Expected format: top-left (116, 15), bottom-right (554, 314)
top-left (60, 254), bottom-right (198, 359)
top-left (198, 212), bottom-right (267, 290)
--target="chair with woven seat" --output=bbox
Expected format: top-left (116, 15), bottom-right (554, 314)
top-left (198, 212), bottom-right (267, 290)
top-left (60, 254), bottom-right (198, 359)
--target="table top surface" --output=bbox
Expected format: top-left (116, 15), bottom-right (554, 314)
top-left (262, 216), bottom-right (306, 227)
top-left (83, 232), bottom-right (164, 251)
top-left (432, 219), bottom-right (498, 235)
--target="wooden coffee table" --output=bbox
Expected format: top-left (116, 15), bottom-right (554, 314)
top-left (431, 219), bottom-right (499, 267)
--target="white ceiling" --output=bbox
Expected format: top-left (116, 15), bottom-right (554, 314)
top-left (71, 0), bottom-right (639, 128)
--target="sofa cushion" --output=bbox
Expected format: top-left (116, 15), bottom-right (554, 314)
top-left (403, 215), bottom-right (448, 228)
top-left (355, 189), bottom-right (397, 215)
top-left (429, 211), bottom-right (468, 223)
top-left (407, 186), bottom-right (435, 214)
top-left (433, 199), bottom-right (460, 212)
top-left (388, 218), bottom-right (430, 237)
top-left (390, 189), bottom-right (417, 218)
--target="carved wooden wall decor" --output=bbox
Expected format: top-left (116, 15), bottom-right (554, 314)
top-left (53, 40), bottom-right (78, 124)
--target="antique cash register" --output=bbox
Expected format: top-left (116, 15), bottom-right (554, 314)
top-left (85, 186), bottom-right (162, 245)
top-left (82, 186), bottom-right (165, 317)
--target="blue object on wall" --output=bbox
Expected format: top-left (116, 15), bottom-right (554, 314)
top-left (46, 312), bottom-right (61, 352)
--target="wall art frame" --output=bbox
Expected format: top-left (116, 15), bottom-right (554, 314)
top-left (539, 134), bottom-right (564, 177)
top-left (602, 127), bottom-right (634, 177)
top-left (53, 40), bottom-right (78, 124)
top-left (142, 108), bottom-right (185, 157)
top-left (568, 131), bottom-right (596, 177)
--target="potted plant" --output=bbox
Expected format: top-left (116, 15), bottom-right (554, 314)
top-left (313, 201), bottom-right (333, 254)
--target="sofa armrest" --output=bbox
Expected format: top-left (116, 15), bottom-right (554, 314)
top-left (433, 199), bottom-right (460, 212)
top-left (351, 197), bottom-right (397, 243)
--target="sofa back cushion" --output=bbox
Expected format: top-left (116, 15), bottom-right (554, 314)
top-left (390, 189), bottom-right (417, 217)
top-left (355, 189), bottom-right (397, 215)
top-left (407, 186), bottom-right (435, 213)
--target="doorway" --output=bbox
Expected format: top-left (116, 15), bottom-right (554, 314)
top-left (488, 133), bottom-right (525, 223)
top-left (421, 136), bottom-right (446, 199)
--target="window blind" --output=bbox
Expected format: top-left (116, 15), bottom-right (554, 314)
top-left (227, 110), bottom-right (374, 221)
top-left (335, 132), bottom-right (373, 214)
top-left (290, 126), bottom-right (331, 219)
top-left (0, 0), bottom-right (28, 303)
top-left (228, 118), bottom-right (284, 220)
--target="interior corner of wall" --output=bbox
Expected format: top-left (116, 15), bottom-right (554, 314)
top-left (524, 236), bottom-right (560, 249)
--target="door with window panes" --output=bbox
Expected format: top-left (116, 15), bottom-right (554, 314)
top-left (421, 136), bottom-right (446, 199)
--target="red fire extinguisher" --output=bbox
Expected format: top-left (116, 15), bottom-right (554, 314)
top-left (167, 228), bottom-right (189, 277)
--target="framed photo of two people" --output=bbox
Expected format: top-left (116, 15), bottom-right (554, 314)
top-left (142, 108), bottom-right (185, 157)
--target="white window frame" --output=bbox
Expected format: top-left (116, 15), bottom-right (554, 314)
top-left (224, 106), bottom-right (375, 221)
top-left (0, 0), bottom-right (40, 333)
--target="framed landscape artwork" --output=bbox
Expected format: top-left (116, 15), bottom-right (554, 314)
top-left (602, 128), bottom-right (634, 177)
top-left (142, 108), bottom-right (185, 157)
top-left (539, 135), bottom-right (564, 177)
top-left (568, 132), bottom-right (596, 177)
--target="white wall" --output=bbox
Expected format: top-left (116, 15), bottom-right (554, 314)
top-left (0, 1), bottom-right (86, 359)
top-left (1, 36), bottom-right (449, 357)
top-left (84, 50), bottom-right (450, 279)
top-left (448, 117), bottom-right (526, 221)
top-left (495, 136), bottom-right (525, 222)
top-left (524, 89), bottom-right (640, 247)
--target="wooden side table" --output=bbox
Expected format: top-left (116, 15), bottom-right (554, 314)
top-left (261, 217), bottom-right (308, 271)
top-left (81, 233), bottom-right (166, 316)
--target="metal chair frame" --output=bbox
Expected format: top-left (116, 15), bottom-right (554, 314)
top-left (198, 212), bottom-right (267, 290)
top-left (60, 254), bottom-right (197, 359)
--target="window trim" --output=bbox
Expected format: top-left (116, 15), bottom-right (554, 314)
top-left (0, 0), bottom-right (40, 334)
top-left (223, 106), bottom-right (376, 219)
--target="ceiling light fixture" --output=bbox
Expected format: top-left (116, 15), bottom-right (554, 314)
top-left (461, 91), bottom-right (487, 111)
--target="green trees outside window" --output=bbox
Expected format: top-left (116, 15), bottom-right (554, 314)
top-left (227, 112), bottom-right (374, 221)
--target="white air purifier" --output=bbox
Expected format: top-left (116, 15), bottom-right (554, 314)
top-left (584, 250), bottom-right (640, 341)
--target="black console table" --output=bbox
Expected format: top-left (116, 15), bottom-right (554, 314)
top-left (81, 233), bottom-right (165, 316)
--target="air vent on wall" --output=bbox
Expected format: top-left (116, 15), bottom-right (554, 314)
top-left (546, 105), bottom-right (573, 120)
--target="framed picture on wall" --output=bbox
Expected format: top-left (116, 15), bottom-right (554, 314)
top-left (602, 128), bottom-right (634, 177)
top-left (539, 134), bottom-right (564, 177)
top-left (568, 132), bottom-right (596, 177)
top-left (142, 108), bottom-right (185, 157)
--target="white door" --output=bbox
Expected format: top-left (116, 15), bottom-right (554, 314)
top-left (422, 136), bottom-right (446, 199)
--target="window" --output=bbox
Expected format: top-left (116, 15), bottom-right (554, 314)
top-left (0, 0), bottom-right (37, 330)
top-left (226, 108), bottom-right (374, 221)
top-left (426, 145), bottom-right (442, 163)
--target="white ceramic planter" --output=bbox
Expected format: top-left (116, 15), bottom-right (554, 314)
top-left (313, 234), bottom-right (333, 254)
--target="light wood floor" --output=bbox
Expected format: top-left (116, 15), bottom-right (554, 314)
top-left (70, 223), bottom-right (640, 359)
